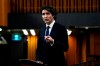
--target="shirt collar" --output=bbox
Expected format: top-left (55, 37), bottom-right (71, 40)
top-left (46, 20), bottom-right (55, 28)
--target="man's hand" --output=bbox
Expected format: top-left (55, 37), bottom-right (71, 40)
top-left (44, 36), bottom-right (54, 44)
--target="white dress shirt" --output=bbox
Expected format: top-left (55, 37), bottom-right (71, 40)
top-left (45, 20), bottom-right (55, 35)
top-left (45, 20), bottom-right (55, 46)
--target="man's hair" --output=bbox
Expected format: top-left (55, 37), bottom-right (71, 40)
top-left (40, 6), bottom-right (57, 20)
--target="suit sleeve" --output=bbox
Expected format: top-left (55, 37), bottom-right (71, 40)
top-left (36, 31), bottom-right (42, 61)
top-left (52, 26), bottom-right (69, 52)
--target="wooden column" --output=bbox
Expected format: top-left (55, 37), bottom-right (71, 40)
top-left (0, 0), bottom-right (9, 26)
top-left (27, 36), bottom-right (38, 60)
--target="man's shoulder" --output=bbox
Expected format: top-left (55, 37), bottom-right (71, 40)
top-left (39, 25), bottom-right (45, 31)
top-left (54, 23), bottom-right (66, 29)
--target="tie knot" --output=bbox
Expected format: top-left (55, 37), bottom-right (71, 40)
top-left (47, 26), bottom-right (50, 29)
top-left (47, 26), bottom-right (50, 28)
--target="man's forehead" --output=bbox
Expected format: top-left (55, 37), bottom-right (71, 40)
top-left (42, 10), bottom-right (51, 13)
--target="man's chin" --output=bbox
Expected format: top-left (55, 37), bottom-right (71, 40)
top-left (45, 21), bottom-right (50, 23)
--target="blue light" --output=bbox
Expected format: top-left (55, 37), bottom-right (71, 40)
top-left (12, 34), bottom-right (22, 41)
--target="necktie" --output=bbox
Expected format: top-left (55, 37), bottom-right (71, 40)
top-left (46, 26), bottom-right (50, 36)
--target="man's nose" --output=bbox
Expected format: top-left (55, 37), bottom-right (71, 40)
top-left (44, 14), bottom-right (47, 17)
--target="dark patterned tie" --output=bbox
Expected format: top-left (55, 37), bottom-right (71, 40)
top-left (46, 26), bottom-right (50, 36)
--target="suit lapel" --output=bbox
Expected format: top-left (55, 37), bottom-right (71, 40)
top-left (40, 26), bottom-right (46, 37)
top-left (50, 23), bottom-right (57, 36)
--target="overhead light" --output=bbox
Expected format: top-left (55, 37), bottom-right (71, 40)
top-left (0, 28), bottom-right (2, 31)
top-left (30, 29), bottom-right (36, 36)
top-left (67, 29), bottom-right (72, 35)
top-left (85, 27), bottom-right (89, 29)
top-left (22, 29), bottom-right (28, 35)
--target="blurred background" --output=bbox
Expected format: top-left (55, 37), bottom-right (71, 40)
top-left (0, 0), bottom-right (100, 66)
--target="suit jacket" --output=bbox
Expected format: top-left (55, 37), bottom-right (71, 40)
top-left (36, 22), bottom-right (68, 66)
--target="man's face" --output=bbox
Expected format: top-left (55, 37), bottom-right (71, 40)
top-left (42, 10), bottom-right (54, 25)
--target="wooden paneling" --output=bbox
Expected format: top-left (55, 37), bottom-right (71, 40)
top-left (27, 36), bottom-right (37, 60)
top-left (90, 31), bottom-right (100, 56)
top-left (0, 0), bottom-right (9, 26)
top-left (82, 36), bottom-right (87, 62)
top-left (78, 0), bottom-right (81, 12)
top-left (71, 0), bottom-right (74, 12)
top-left (90, 33), bottom-right (95, 55)
top-left (94, 33), bottom-right (100, 56)
top-left (63, 0), bottom-right (67, 12)
top-left (65, 35), bottom-right (77, 66)
top-left (85, 0), bottom-right (89, 12)
top-left (56, 0), bottom-right (59, 12)
top-left (10, 0), bottom-right (100, 13)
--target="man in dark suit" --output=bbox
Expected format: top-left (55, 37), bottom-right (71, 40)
top-left (36, 6), bottom-right (69, 66)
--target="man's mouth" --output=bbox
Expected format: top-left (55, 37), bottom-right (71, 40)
top-left (45, 19), bottom-right (48, 21)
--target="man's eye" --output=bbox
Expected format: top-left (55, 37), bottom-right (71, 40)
top-left (42, 13), bottom-right (45, 15)
top-left (46, 13), bottom-right (50, 15)
top-left (42, 13), bottom-right (50, 15)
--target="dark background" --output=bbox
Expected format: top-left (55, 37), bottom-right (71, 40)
top-left (8, 13), bottom-right (100, 29)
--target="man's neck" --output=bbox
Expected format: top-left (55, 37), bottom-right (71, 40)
top-left (46, 20), bottom-right (55, 25)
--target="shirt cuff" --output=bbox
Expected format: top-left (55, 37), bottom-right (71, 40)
top-left (50, 39), bottom-right (54, 46)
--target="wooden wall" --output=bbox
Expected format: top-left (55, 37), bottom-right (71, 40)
top-left (27, 36), bottom-right (37, 60)
top-left (65, 35), bottom-right (77, 66)
top-left (10, 0), bottom-right (100, 13)
top-left (0, 0), bottom-right (100, 26)
top-left (90, 30), bottom-right (100, 56)
top-left (0, 0), bottom-right (10, 26)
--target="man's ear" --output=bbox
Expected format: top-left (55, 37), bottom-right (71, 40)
top-left (53, 15), bottom-right (55, 18)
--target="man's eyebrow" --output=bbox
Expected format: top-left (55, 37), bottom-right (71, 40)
top-left (42, 12), bottom-right (50, 14)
